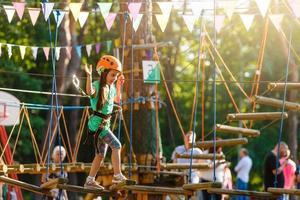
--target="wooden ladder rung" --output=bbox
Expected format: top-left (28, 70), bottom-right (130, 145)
top-left (227, 112), bottom-right (288, 121)
top-left (253, 95), bottom-right (300, 111)
top-left (268, 83), bottom-right (300, 91)
top-left (216, 124), bottom-right (260, 137)
top-left (195, 138), bottom-right (248, 149)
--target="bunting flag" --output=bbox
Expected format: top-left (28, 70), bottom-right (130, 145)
top-left (78, 11), bottom-right (89, 28)
top-left (53, 10), bottom-right (66, 27)
top-left (240, 14), bottom-right (255, 31)
top-left (255, 0), bottom-right (271, 17)
top-left (31, 47), bottom-right (38, 60)
top-left (155, 14), bottom-right (169, 32)
top-left (215, 15), bottom-right (225, 33)
top-left (133, 14), bottom-right (143, 32)
top-left (95, 43), bottom-right (101, 54)
top-left (43, 47), bottom-right (50, 60)
top-left (28, 8), bottom-right (40, 26)
top-left (66, 46), bottom-right (72, 59)
top-left (269, 14), bottom-right (284, 31)
top-left (3, 5), bottom-right (15, 23)
top-left (86, 44), bottom-right (92, 57)
top-left (288, 0), bottom-right (300, 17)
top-left (106, 40), bottom-right (112, 52)
top-left (19, 46), bottom-right (26, 60)
top-left (182, 15), bottom-right (197, 33)
top-left (41, 2), bottom-right (55, 21)
top-left (12, 2), bottom-right (26, 20)
top-left (97, 2), bottom-right (112, 19)
top-left (219, 1), bottom-right (236, 19)
top-left (128, 3), bottom-right (142, 21)
top-left (75, 45), bottom-right (81, 57)
top-left (157, 2), bottom-right (172, 18)
top-left (190, 1), bottom-right (213, 18)
top-left (104, 13), bottom-right (117, 31)
top-left (55, 47), bottom-right (61, 60)
top-left (114, 38), bottom-right (121, 48)
top-left (7, 44), bottom-right (12, 59)
top-left (69, 3), bottom-right (82, 21)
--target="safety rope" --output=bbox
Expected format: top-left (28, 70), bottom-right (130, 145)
top-left (274, 28), bottom-right (292, 187)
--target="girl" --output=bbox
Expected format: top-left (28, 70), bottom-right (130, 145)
top-left (84, 55), bottom-right (126, 190)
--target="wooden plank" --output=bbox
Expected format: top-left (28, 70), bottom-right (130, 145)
top-left (124, 185), bottom-right (192, 195)
top-left (268, 83), bottom-right (300, 91)
top-left (216, 124), bottom-right (260, 137)
top-left (109, 179), bottom-right (136, 191)
top-left (175, 153), bottom-right (225, 160)
top-left (57, 184), bottom-right (113, 196)
top-left (195, 138), bottom-right (248, 149)
top-left (41, 178), bottom-right (68, 189)
top-left (0, 175), bottom-right (53, 197)
top-left (183, 182), bottom-right (222, 191)
top-left (161, 163), bottom-right (210, 170)
top-left (227, 112), bottom-right (288, 121)
top-left (268, 187), bottom-right (300, 195)
top-left (208, 188), bottom-right (277, 199)
top-left (253, 95), bottom-right (300, 111)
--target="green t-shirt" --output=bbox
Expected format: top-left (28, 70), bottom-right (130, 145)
top-left (88, 81), bottom-right (116, 137)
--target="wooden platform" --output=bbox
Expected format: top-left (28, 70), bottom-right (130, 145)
top-left (183, 182), bottom-right (222, 191)
top-left (41, 178), bottom-right (68, 189)
top-left (57, 183), bottom-right (113, 196)
top-left (195, 138), bottom-right (248, 149)
top-left (0, 175), bottom-right (53, 197)
top-left (124, 185), bottom-right (193, 195)
top-left (207, 188), bottom-right (278, 199)
top-left (268, 187), bottom-right (300, 196)
top-left (176, 153), bottom-right (225, 160)
top-left (161, 163), bottom-right (210, 170)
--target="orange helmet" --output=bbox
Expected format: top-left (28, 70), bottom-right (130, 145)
top-left (96, 55), bottom-right (122, 73)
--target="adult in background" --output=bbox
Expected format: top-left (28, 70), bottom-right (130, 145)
top-left (263, 142), bottom-right (289, 191)
top-left (234, 148), bottom-right (252, 200)
top-left (280, 150), bottom-right (296, 200)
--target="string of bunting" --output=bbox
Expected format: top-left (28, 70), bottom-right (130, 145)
top-left (0, 1), bottom-right (298, 33)
top-left (0, 39), bottom-right (120, 60)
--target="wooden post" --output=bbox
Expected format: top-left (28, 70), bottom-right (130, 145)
top-left (175, 153), bottom-right (225, 160)
top-left (195, 138), bottom-right (248, 149)
top-left (253, 95), bottom-right (300, 111)
top-left (268, 83), bottom-right (300, 91)
top-left (216, 124), bottom-right (260, 137)
top-left (227, 112), bottom-right (288, 121)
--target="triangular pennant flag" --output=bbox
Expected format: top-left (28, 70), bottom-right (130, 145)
top-left (7, 44), bottom-right (12, 59)
top-left (219, 1), bottom-right (236, 20)
top-left (215, 15), bottom-right (225, 33)
top-left (41, 2), bottom-right (54, 21)
top-left (255, 0), bottom-right (271, 18)
top-left (78, 11), bottom-right (89, 28)
top-left (43, 47), bottom-right (50, 60)
top-left (95, 43), bottom-right (101, 54)
top-left (53, 10), bottom-right (66, 27)
top-left (28, 8), bottom-right (40, 26)
top-left (97, 3), bottom-right (112, 19)
top-left (86, 44), bottom-right (92, 57)
top-left (190, 1), bottom-right (213, 18)
top-left (128, 2), bottom-right (142, 21)
top-left (288, 0), bottom-right (300, 17)
top-left (55, 47), bottom-right (61, 60)
top-left (104, 13), bottom-right (117, 31)
top-left (157, 2), bottom-right (172, 19)
top-left (155, 14), bottom-right (169, 32)
top-left (31, 47), bottom-right (38, 60)
top-left (66, 46), bottom-right (72, 59)
top-left (114, 39), bottom-right (121, 48)
top-left (75, 45), bottom-right (81, 57)
top-left (106, 40), bottom-right (112, 52)
top-left (13, 2), bottom-right (26, 20)
top-left (182, 15), bottom-right (197, 33)
top-left (240, 14), bottom-right (255, 31)
top-left (269, 14), bottom-right (284, 31)
top-left (19, 45), bottom-right (26, 60)
top-left (3, 5), bottom-right (15, 23)
top-left (69, 3), bottom-right (82, 21)
top-left (133, 14), bottom-right (143, 32)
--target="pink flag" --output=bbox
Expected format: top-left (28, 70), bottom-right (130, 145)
top-left (28, 8), bottom-right (40, 26)
top-left (128, 3), bottom-right (142, 21)
top-left (95, 43), bottom-right (101, 54)
top-left (289, 0), bottom-right (300, 17)
top-left (215, 15), bottom-right (225, 33)
top-left (105, 13), bottom-right (117, 31)
top-left (13, 2), bottom-right (26, 20)
top-left (43, 47), bottom-right (50, 60)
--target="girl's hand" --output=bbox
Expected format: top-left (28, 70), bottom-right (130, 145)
top-left (84, 64), bottom-right (93, 76)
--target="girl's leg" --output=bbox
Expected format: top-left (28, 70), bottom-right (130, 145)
top-left (88, 154), bottom-right (104, 177)
top-left (111, 148), bottom-right (121, 175)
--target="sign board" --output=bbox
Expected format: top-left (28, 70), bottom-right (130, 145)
top-left (142, 60), bottom-right (160, 84)
top-left (0, 91), bottom-right (20, 126)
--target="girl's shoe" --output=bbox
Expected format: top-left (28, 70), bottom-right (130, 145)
top-left (84, 179), bottom-right (104, 190)
top-left (112, 173), bottom-right (127, 184)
